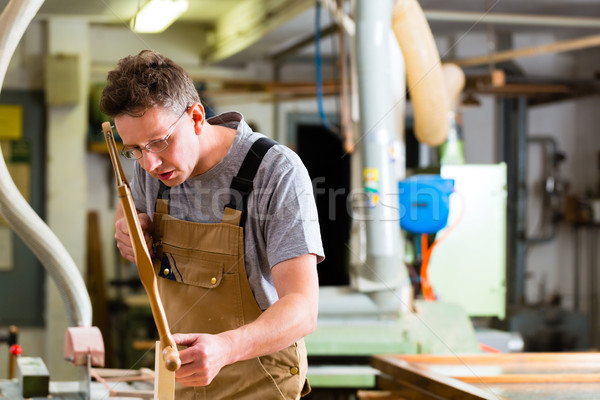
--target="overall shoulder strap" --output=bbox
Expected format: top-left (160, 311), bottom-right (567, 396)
top-left (155, 181), bottom-right (170, 214)
top-left (224, 137), bottom-right (278, 227)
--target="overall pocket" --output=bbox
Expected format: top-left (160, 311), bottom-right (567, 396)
top-left (155, 243), bottom-right (244, 334)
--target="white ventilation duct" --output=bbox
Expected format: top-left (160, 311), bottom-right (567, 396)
top-left (0, 0), bottom-right (92, 328)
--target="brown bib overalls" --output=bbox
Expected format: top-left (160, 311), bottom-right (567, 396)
top-left (151, 138), bottom-right (309, 399)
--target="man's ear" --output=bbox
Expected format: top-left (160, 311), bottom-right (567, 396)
top-left (190, 103), bottom-right (205, 133)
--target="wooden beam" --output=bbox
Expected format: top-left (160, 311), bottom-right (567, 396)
top-left (464, 69), bottom-right (506, 91)
top-left (451, 33), bottom-right (600, 68)
top-left (463, 69), bottom-right (590, 101)
top-left (203, 79), bottom-right (340, 97)
top-left (472, 83), bottom-right (570, 95)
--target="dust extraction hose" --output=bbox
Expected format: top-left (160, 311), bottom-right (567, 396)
top-left (0, 0), bottom-right (92, 327)
top-left (392, 0), bottom-right (449, 146)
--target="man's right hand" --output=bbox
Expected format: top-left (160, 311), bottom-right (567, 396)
top-left (115, 210), bottom-right (153, 263)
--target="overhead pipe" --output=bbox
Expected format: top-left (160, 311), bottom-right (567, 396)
top-left (425, 10), bottom-right (600, 29)
top-left (0, 0), bottom-right (92, 328)
top-left (313, 6), bottom-right (600, 38)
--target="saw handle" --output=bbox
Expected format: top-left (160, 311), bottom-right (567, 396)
top-left (162, 345), bottom-right (182, 372)
top-left (102, 122), bottom-right (181, 372)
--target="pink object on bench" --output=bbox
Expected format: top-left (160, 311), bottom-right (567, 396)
top-left (63, 326), bottom-right (105, 367)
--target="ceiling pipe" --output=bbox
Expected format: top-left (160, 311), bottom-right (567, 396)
top-left (425, 10), bottom-right (600, 29)
top-left (305, 5), bottom-right (600, 39)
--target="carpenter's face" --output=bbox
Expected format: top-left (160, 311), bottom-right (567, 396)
top-left (115, 106), bottom-right (200, 187)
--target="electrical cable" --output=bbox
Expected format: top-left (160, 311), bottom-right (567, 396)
top-left (419, 190), bottom-right (467, 301)
top-left (315, 0), bottom-right (332, 130)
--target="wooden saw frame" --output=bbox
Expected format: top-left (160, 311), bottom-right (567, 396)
top-left (102, 122), bottom-right (180, 400)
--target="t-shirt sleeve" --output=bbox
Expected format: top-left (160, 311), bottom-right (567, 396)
top-left (130, 162), bottom-right (148, 214)
top-left (258, 151), bottom-right (325, 268)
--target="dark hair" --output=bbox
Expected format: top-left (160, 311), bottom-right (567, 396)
top-left (99, 50), bottom-right (200, 117)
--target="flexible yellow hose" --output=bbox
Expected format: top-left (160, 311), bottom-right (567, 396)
top-left (392, 0), bottom-right (449, 146)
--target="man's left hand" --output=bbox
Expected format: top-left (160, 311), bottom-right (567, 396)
top-left (172, 333), bottom-right (233, 386)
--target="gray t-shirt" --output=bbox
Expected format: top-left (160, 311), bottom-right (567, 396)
top-left (131, 111), bottom-right (324, 310)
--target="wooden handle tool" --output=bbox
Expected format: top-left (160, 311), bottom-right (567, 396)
top-left (102, 122), bottom-right (181, 372)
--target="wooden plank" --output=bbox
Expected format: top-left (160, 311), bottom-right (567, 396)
top-left (91, 367), bottom-right (155, 399)
top-left (385, 353), bottom-right (600, 383)
top-left (203, 79), bottom-right (340, 96)
top-left (470, 382), bottom-right (600, 400)
top-left (464, 69), bottom-right (573, 97)
top-left (477, 84), bottom-right (570, 95)
top-left (372, 353), bottom-right (600, 399)
top-left (375, 374), bottom-right (450, 400)
top-left (465, 69), bottom-right (506, 91)
top-left (86, 211), bottom-right (112, 365)
top-left (357, 389), bottom-right (416, 399)
top-left (154, 341), bottom-right (175, 400)
top-left (371, 355), bottom-right (504, 400)
top-left (451, 33), bottom-right (600, 68)
top-left (112, 389), bottom-right (154, 399)
top-left (458, 373), bottom-right (600, 384)
top-left (92, 367), bottom-right (154, 379)
top-left (395, 352), bottom-right (600, 365)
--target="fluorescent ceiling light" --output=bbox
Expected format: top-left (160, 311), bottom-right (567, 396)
top-left (130, 0), bottom-right (189, 33)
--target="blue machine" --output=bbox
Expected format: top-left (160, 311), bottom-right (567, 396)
top-left (398, 175), bottom-right (455, 234)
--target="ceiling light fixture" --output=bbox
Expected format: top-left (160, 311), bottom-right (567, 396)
top-left (130, 0), bottom-right (189, 34)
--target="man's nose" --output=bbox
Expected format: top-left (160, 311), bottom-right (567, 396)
top-left (140, 150), bottom-right (162, 171)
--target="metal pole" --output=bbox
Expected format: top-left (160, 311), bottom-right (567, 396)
top-left (500, 96), bottom-right (528, 308)
top-left (354, 0), bottom-right (408, 311)
top-left (516, 97), bottom-right (529, 305)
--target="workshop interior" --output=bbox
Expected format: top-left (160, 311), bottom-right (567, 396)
top-left (1, 0), bottom-right (600, 398)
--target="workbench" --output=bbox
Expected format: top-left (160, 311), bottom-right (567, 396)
top-left (0, 379), bottom-right (152, 400)
top-left (368, 352), bottom-right (600, 399)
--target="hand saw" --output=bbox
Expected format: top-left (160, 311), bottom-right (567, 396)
top-left (102, 122), bottom-right (181, 372)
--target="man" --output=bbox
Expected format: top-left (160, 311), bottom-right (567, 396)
top-left (100, 50), bottom-right (324, 399)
